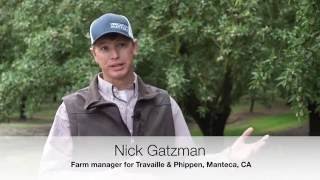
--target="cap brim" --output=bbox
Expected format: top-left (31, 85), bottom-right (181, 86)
top-left (92, 31), bottom-right (133, 45)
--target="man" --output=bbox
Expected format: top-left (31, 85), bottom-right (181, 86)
top-left (40, 14), bottom-right (268, 176)
top-left (48, 13), bottom-right (190, 137)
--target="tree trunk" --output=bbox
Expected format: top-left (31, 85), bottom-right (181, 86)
top-left (308, 102), bottom-right (320, 136)
top-left (185, 67), bottom-right (233, 136)
top-left (249, 96), bottom-right (255, 113)
top-left (193, 109), bottom-right (231, 136)
top-left (20, 96), bottom-right (27, 121)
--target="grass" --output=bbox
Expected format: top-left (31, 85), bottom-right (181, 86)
top-left (190, 113), bottom-right (306, 136)
top-left (190, 128), bottom-right (204, 136)
top-left (224, 113), bottom-right (306, 135)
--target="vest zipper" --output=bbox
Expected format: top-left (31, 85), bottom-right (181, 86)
top-left (110, 103), bottom-right (132, 136)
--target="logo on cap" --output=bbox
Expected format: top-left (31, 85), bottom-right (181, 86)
top-left (110, 23), bottom-right (128, 32)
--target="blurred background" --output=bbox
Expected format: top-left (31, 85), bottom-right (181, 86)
top-left (0, 0), bottom-right (319, 136)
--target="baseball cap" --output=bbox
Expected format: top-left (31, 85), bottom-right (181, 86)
top-left (89, 13), bottom-right (134, 44)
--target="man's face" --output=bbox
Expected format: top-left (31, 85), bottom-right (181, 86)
top-left (91, 34), bottom-right (138, 82)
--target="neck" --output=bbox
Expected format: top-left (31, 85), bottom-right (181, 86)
top-left (102, 73), bottom-right (135, 90)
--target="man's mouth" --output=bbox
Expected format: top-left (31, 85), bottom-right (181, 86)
top-left (109, 63), bottom-right (125, 71)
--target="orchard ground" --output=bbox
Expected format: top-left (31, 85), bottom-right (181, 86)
top-left (0, 100), bottom-right (308, 136)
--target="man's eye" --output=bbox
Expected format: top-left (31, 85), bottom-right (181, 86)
top-left (100, 46), bottom-right (108, 51)
top-left (117, 43), bottom-right (126, 48)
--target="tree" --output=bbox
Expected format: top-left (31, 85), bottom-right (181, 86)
top-left (0, 0), bottom-right (26, 121)
top-left (0, 0), bottom-right (100, 121)
top-left (250, 0), bottom-right (320, 135)
top-left (0, 0), bottom-right (159, 121)
top-left (133, 0), bottom-right (284, 135)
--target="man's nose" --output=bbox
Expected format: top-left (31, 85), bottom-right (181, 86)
top-left (110, 48), bottom-right (119, 59)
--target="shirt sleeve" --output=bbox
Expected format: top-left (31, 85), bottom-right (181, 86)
top-left (170, 97), bottom-right (191, 136)
top-left (48, 102), bottom-right (71, 136)
top-left (40, 103), bottom-right (72, 174)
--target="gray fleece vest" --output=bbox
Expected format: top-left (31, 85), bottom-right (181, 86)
top-left (62, 74), bottom-right (175, 136)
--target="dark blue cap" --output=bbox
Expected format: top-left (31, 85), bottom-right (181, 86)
top-left (90, 13), bottom-right (134, 44)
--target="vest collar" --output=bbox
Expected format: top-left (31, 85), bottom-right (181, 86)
top-left (136, 76), bottom-right (159, 100)
top-left (84, 74), bottom-right (159, 110)
top-left (97, 73), bottom-right (138, 99)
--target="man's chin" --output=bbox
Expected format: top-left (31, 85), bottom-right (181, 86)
top-left (109, 72), bottom-right (130, 80)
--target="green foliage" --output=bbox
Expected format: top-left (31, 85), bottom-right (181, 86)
top-left (0, 0), bottom-right (319, 131)
top-left (135, 0), bottom-right (271, 119)
top-left (250, 0), bottom-right (320, 120)
top-left (0, 0), bottom-right (101, 120)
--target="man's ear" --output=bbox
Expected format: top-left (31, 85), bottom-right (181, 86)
top-left (90, 46), bottom-right (99, 64)
top-left (133, 39), bottom-right (139, 56)
top-left (90, 46), bottom-right (96, 57)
